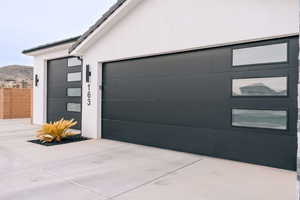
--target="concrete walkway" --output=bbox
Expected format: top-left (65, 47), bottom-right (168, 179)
top-left (0, 119), bottom-right (297, 200)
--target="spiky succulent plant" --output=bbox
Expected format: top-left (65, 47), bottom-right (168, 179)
top-left (37, 118), bottom-right (78, 143)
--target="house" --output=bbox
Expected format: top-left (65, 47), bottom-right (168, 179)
top-left (239, 83), bottom-right (287, 96)
top-left (23, 0), bottom-right (299, 170)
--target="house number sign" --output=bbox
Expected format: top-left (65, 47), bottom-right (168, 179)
top-left (87, 84), bottom-right (92, 106)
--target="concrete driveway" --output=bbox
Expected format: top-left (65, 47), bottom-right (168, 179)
top-left (0, 119), bottom-right (297, 200)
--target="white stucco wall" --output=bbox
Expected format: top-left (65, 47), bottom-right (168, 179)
top-left (30, 44), bottom-right (74, 125)
top-left (79, 0), bottom-right (299, 138)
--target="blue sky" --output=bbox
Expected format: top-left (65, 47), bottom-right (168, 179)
top-left (0, 0), bottom-right (117, 67)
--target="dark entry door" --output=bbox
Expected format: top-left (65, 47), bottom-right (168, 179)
top-left (47, 57), bottom-right (82, 130)
top-left (102, 36), bottom-right (298, 170)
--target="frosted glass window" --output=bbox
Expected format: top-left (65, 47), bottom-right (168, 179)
top-left (233, 43), bottom-right (288, 66)
top-left (232, 109), bottom-right (287, 130)
top-left (67, 72), bottom-right (81, 82)
top-left (232, 77), bottom-right (287, 96)
top-left (68, 57), bottom-right (82, 67)
top-left (67, 88), bottom-right (81, 97)
top-left (67, 103), bottom-right (81, 112)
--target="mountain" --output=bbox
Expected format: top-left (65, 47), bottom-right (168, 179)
top-left (0, 65), bottom-right (33, 88)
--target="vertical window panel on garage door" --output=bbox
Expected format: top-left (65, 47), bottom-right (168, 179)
top-left (47, 57), bottom-right (82, 130)
top-left (102, 36), bottom-right (298, 170)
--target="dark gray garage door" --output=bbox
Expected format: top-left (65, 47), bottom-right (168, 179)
top-left (102, 36), bottom-right (298, 170)
top-left (47, 57), bottom-right (82, 130)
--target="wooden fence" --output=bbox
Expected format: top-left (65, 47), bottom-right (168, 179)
top-left (0, 88), bottom-right (32, 119)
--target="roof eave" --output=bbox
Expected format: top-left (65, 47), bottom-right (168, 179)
top-left (69, 0), bottom-right (128, 54)
top-left (23, 36), bottom-right (81, 55)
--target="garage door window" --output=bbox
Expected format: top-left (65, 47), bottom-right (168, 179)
top-left (232, 43), bottom-right (288, 66)
top-left (232, 76), bottom-right (288, 96)
top-left (68, 57), bottom-right (82, 67)
top-left (67, 88), bottom-right (81, 97)
top-left (67, 72), bottom-right (81, 82)
top-left (232, 109), bottom-right (287, 130)
top-left (67, 103), bottom-right (81, 112)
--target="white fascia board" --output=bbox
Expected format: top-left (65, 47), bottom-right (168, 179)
top-left (72, 0), bottom-right (144, 55)
top-left (24, 42), bottom-right (75, 57)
